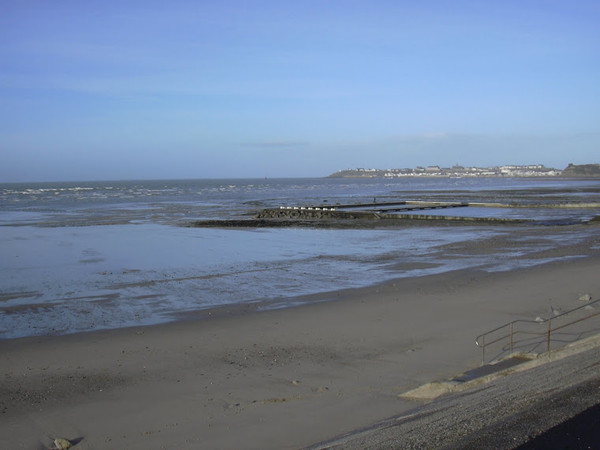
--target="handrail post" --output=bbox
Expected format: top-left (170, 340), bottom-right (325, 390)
top-left (481, 335), bottom-right (485, 365)
top-left (547, 320), bottom-right (552, 352)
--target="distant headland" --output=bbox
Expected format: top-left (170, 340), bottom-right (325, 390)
top-left (328, 163), bottom-right (600, 178)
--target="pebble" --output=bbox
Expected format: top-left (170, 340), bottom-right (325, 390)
top-left (52, 438), bottom-right (72, 450)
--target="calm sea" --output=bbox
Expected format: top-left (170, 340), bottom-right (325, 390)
top-left (1, 177), bottom-right (599, 338)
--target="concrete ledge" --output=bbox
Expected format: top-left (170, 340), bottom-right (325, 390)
top-left (400, 332), bottom-right (600, 401)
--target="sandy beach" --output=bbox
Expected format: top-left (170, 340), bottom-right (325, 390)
top-left (1, 225), bottom-right (600, 449)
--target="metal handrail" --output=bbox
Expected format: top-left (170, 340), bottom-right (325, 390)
top-left (475, 297), bottom-right (600, 364)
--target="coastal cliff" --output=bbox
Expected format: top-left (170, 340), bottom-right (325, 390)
top-left (562, 163), bottom-right (600, 177)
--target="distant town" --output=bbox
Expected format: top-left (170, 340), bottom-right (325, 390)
top-left (329, 163), bottom-right (600, 178)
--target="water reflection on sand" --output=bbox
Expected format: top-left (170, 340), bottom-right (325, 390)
top-left (1, 222), bottom-right (598, 338)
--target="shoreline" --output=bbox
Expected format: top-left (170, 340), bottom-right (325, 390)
top-left (2, 246), bottom-right (600, 449)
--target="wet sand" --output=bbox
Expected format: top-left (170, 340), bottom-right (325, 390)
top-left (1, 227), bottom-right (600, 449)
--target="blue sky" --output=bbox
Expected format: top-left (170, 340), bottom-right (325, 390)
top-left (1, 0), bottom-right (599, 181)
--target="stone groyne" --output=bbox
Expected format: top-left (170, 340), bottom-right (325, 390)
top-left (189, 206), bottom-right (534, 229)
top-left (187, 200), bottom-right (599, 228)
top-left (254, 207), bottom-right (530, 224)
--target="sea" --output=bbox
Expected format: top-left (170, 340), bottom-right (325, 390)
top-left (1, 177), bottom-right (599, 339)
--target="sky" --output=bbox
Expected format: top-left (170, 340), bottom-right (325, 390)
top-left (1, 0), bottom-right (599, 182)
